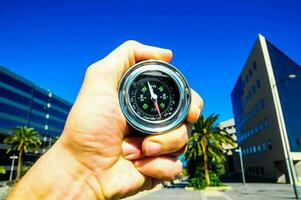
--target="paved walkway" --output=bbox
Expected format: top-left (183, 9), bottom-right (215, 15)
top-left (135, 183), bottom-right (299, 200)
top-left (136, 188), bottom-right (206, 200)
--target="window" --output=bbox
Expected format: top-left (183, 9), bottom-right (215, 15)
top-left (252, 85), bottom-right (256, 94)
top-left (0, 71), bottom-right (32, 94)
top-left (250, 128), bottom-right (254, 136)
top-left (253, 146), bottom-right (257, 153)
top-left (34, 90), bottom-right (49, 102)
top-left (253, 61), bottom-right (257, 70)
top-left (30, 114), bottom-right (47, 126)
top-left (260, 98), bottom-right (265, 108)
top-left (31, 101), bottom-right (47, 112)
top-left (261, 167), bottom-right (264, 175)
top-left (257, 144), bottom-right (261, 152)
top-left (264, 119), bottom-right (269, 128)
top-left (0, 87), bottom-right (31, 106)
top-left (247, 113), bottom-right (251, 121)
top-left (51, 98), bottom-right (72, 112)
top-left (248, 90), bottom-right (252, 99)
top-left (245, 75), bottom-right (249, 83)
top-left (256, 167), bottom-right (259, 175)
top-left (251, 107), bottom-right (256, 116)
top-left (262, 143), bottom-right (266, 151)
top-left (249, 68), bottom-right (253, 77)
top-left (254, 125), bottom-right (258, 133)
top-left (0, 118), bottom-right (27, 130)
top-left (0, 101), bottom-right (29, 119)
top-left (296, 139), bottom-right (300, 147)
top-left (255, 103), bottom-right (259, 112)
top-left (49, 108), bottom-right (68, 120)
top-left (268, 140), bottom-right (272, 150)
top-left (256, 79), bottom-right (261, 88)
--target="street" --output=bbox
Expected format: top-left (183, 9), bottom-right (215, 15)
top-left (135, 183), bottom-right (299, 200)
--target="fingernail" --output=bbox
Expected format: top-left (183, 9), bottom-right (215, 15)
top-left (122, 142), bottom-right (139, 159)
top-left (146, 142), bottom-right (162, 155)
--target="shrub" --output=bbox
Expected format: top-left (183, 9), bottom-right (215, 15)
top-left (209, 171), bottom-right (223, 187)
top-left (188, 177), bottom-right (207, 190)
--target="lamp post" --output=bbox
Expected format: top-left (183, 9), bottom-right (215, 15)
top-left (9, 154), bottom-right (18, 181)
top-left (273, 74), bottom-right (298, 199)
top-left (235, 147), bottom-right (246, 185)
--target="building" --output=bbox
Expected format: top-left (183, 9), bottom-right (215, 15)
top-left (218, 118), bottom-right (237, 149)
top-left (0, 65), bottom-right (72, 180)
top-left (218, 118), bottom-right (237, 176)
top-left (231, 34), bottom-right (301, 183)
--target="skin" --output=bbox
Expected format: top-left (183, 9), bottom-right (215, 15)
top-left (7, 41), bottom-right (203, 200)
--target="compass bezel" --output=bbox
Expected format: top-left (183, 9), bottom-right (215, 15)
top-left (118, 60), bottom-right (191, 134)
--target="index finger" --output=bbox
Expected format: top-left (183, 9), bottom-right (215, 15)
top-left (86, 40), bottom-right (173, 87)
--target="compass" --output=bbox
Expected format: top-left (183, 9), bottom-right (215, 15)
top-left (118, 60), bottom-right (191, 134)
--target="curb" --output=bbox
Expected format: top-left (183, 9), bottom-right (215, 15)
top-left (185, 185), bottom-right (232, 191)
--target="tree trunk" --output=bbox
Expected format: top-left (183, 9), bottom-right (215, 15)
top-left (202, 143), bottom-right (210, 186)
top-left (16, 149), bottom-right (23, 182)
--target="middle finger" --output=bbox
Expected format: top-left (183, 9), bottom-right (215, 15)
top-left (142, 122), bottom-right (192, 156)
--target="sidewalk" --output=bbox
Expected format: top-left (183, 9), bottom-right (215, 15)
top-left (136, 188), bottom-right (206, 200)
top-left (135, 182), bottom-right (299, 200)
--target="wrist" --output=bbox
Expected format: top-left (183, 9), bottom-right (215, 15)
top-left (7, 139), bottom-right (104, 200)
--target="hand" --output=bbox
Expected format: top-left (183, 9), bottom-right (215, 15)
top-left (7, 41), bottom-right (203, 200)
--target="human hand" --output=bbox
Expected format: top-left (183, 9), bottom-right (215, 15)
top-left (7, 41), bottom-right (203, 200)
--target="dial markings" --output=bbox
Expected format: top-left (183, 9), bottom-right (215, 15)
top-left (129, 74), bottom-right (180, 121)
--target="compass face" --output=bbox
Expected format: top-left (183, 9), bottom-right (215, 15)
top-left (129, 71), bottom-right (180, 121)
top-left (118, 60), bottom-right (191, 134)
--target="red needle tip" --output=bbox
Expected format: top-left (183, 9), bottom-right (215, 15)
top-left (154, 101), bottom-right (162, 118)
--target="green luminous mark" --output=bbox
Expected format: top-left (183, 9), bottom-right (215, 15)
top-left (160, 103), bottom-right (165, 109)
top-left (143, 103), bottom-right (148, 110)
top-left (159, 86), bottom-right (164, 92)
top-left (141, 86), bottom-right (147, 93)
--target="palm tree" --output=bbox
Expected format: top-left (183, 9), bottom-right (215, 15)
top-left (0, 166), bottom-right (5, 175)
top-left (185, 114), bottom-right (235, 186)
top-left (4, 126), bottom-right (41, 181)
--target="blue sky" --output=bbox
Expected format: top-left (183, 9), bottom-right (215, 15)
top-left (0, 0), bottom-right (300, 122)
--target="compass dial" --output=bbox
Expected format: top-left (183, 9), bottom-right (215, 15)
top-left (118, 60), bottom-right (191, 134)
top-left (129, 72), bottom-right (180, 121)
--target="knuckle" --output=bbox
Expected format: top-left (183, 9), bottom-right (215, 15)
top-left (176, 127), bottom-right (189, 146)
top-left (192, 89), bottom-right (204, 112)
top-left (85, 60), bottom-right (106, 78)
top-left (199, 96), bottom-right (204, 111)
top-left (123, 40), bottom-right (140, 48)
top-left (85, 63), bottom-right (97, 77)
top-left (166, 161), bottom-right (182, 180)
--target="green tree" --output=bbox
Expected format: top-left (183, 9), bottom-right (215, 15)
top-left (4, 126), bottom-right (41, 181)
top-left (0, 166), bottom-right (6, 174)
top-left (185, 114), bottom-right (235, 186)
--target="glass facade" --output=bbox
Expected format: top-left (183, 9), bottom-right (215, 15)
top-left (0, 66), bottom-right (72, 137)
top-left (267, 42), bottom-right (301, 152)
top-left (231, 77), bottom-right (243, 144)
top-left (230, 35), bottom-right (301, 182)
top-left (0, 66), bottom-right (72, 181)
